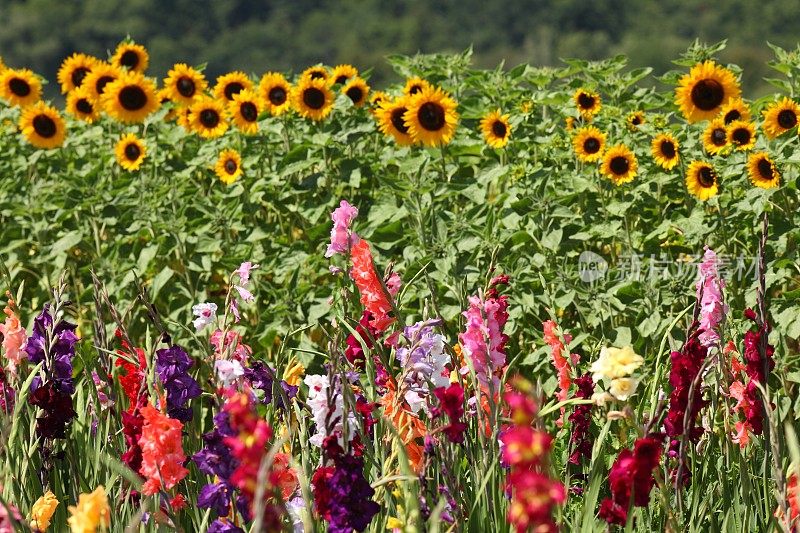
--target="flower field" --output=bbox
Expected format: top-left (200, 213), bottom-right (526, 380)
top-left (0, 37), bottom-right (799, 531)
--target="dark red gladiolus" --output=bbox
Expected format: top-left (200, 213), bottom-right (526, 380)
top-left (664, 325), bottom-right (707, 459)
top-left (599, 435), bottom-right (664, 525)
top-left (432, 383), bottom-right (467, 444)
top-left (568, 373), bottom-right (595, 466)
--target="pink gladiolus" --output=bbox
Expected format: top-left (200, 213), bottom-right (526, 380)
top-left (695, 247), bottom-right (727, 349)
top-left (325, 200), bottom-right (360, 258)
top-left (235, 261), bottom-right (259, 286)
top-left (0, 305), bottom-right (26, 376)
top-left (459, 277), bottom-right (509, 389)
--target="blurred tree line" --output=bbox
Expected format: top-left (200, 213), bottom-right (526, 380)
top-left (0, 0), bottom-right (798, 97)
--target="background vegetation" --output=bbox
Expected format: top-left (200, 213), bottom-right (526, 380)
top-left (3, 0), bottom-right (800, 96)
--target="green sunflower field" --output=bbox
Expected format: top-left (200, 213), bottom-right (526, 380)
top-left (0, 37), bottom-right (798, 532)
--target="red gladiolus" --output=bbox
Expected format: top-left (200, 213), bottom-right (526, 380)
top-left (503, 378), bottom-right (564, 532)
top-left (543, 320), bottom-right (578, 426)
top-left (350, 240), bottom-right (395, 332)
top-left (139, 405), bottom-right (189, 496)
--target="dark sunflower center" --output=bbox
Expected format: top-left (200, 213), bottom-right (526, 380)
top-left (310, 71), bottom-right (326, 80)
top-left (346, 86), bottom-right (363, 103)
top-left (690, 79), bottom-right (724, 111)
top-left (409, 84), bottom-right (423, 95)
top-left (335, 75), bottom-right (348, 85)
top-left (583, 137), bottom-right (600, 154)
top-left (224, 159), bottom-right (237, 174)
top-left (723, 109), bottom-right (741, 124)
top-left (96, 76), bottom-right (114, 95)
top-left (731, 127), bottom-right (751, 146)
top-left (418, 102), bottom-right (445, 131)
top-left (492, 120), bottom-right (507, 138)
top-left (224, 82), bottom-right (244, 100)
top-left (577, 93), bottom-right (595, 109)
top-left (302, 87), bottom-right (325, 110)
top-left (268, 86), bottom-right (287, 105)
top-left (176, 77), bottom-right (196, 98)
top-left (120, 50), bottom-right (140, 70)
top-left (124, 143), bottom-right (141, 161)
top-left (757, 158), bottom-right (774, 180)
top-left (9, 78), bottom-right (31, 97)
top-left (609, 156), bottom-right (629, 175)
top-left (32, 115), bottom-right (56, 138)
top-left (119, 85), bottom-right (147, 111)
top-left (76, 98), bottom-right (93, 114)
top-left (711, 128), bottom-right (727, 146)
top-left (71, 67), bottom-right (90, 88)
top-left (660, 140), bottom-right (676, 158)
top-left (240, 101), bottom-right (258, 122)
top-left (199, 109), bottom-right (220, 128)
top-left (698, 167), bottom-right (716, 187)
top-left (777, 109), bottom-right (797, 129)
top-left (631, 115), bottom-right (642, 126)
top-left (391, 107), bottom-right (409, 134)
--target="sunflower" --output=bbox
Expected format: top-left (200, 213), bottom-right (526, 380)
top-left (626, 111), bottom-right (645, 130)
top-left (403, 86), bottom-right (459, 146)
top-left (291, 77), bottom-right (334, 121)
top-left (57, 53), bottom-right (97, 94)
top-left (214, 71), bottom-right (253, 102)
top-left (480, 110), bottom-right (511, 149)
top-left (702, 119), bottom-right (729, 155)
top-left (162, 63), bottom-right (207, 106)
top-left (574, 88), bottom-right (601, 119)
top-left (650, 133), bottom-right (680, 170)
top-left (686, 161), bottom-right (719, 201)
top-left (258, 72), bottom-right (292, 116)
top-left (600, 145), bottom-right (637, 185)
top-left (675, 61), bottom-right (740, 123)
top-left (111, 42), bottom-right (149, 73)
top-left (189, 97), bottom-right (228, 138)
top-left (376, 97), bottom-right (414, 146)
top-left (177, 105), bottom-right (193, 131)
top-left (114, 133), bottom-right (147, 171)
top-left (215, 149), bottom-right (243, 185)
top-left (342, 77), bottom-right (369, 107)
top-left (300, 65), bottom-right (329, 83)
top-left (762, 97), bottom-right (800, 139)
top-left (228, 89), bottom-right (261, 135)
top-left (727, 120), bottom-right (756, 151)
top-left (572, 126), bottom-right (606, 162)
top-left (102, 71), bottom-right (159, 123)
top-left (403, 77), bottom-right (431, 97)
top-left (747, 152), bottom-right (780, 189)
top-left (718, 99), bottom-right (750, 124)
top-left (565, 116), bottom-right (576, 131)
top-left (369, 91), bottom-right (389, 110)
top-left (66, 87), bottom-right (100, 123)
top-left (330, 64), bottom-right (358, 86)
top-left (0, 68), bottom-right (42, 107)
top-left (19, 102), bottom-right (66, 149)
top-left (82, 62), bottom-right (120, 103)
top-left (0, 56), bottom-right (5, 73)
